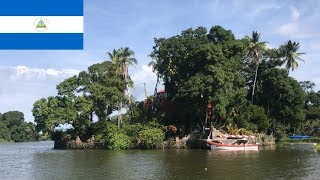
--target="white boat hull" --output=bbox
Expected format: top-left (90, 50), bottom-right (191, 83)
top-left (207, 141), bottom-right (259, 151)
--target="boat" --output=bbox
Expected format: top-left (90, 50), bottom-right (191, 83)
top-left (206, 135), bottom-right (259, 151)
top-left (288, 135), bottom-right (312, 139)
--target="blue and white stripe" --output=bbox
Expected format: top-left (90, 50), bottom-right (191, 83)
top-left (0, 0), bottom-right (83, 50)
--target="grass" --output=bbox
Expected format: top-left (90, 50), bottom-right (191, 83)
top-left (316, 143), bottom-right (320, 153)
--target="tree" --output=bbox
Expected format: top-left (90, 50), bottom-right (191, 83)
top-left (247, 31), bottom-right (268, 103)
top-left (279, 40), bottom-right (305, 73)
top-left (257, 68), bottom-right (305, 131)
top-left (0, 121), bottom-right (11, 142)
top-left (300, 81), bottom-right (315, 93)
top-left (32, 96), bottom-right (76, 135)
top-left (235, 104), bottom-right (269, 132)
top-left (1, 111), bottom-right (25, 128)
top-left (10, 122), bottom-right (37, 142)
top-left (149, 26), bottom-right (248, 132)
top-left (108, 47), bottom-right (137, 128)
top-left (33, 61), bottom-right (127, 138)
top-left (0, 111), bottom-right (37, 142)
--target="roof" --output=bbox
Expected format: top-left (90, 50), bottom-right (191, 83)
top-left (289, 135), bottom-right (312, 139)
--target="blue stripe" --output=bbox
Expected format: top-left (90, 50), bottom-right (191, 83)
top-left (0, 0), bottom-right (83, 16)
top-left (0, 33), bottom-right (83, 50)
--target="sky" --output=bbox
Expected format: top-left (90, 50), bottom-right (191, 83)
top-left (1, 0), bottom-right (320, 122)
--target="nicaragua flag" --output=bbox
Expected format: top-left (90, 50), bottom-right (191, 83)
top-left (0, 0), bottom-right (83, 50)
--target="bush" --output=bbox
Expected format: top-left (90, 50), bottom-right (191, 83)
top-left (108, 133), bottom-right (131, 150)
top-left (92, 120), bottom-right (132, 150)
top-left (92, 120), bottom-right (121, 142)
top-left (122, 124), bottom-right (145, 140)
top-left (270, 120), bottom-right (287, 141)
top-left (139, 128), bottom-right (164, 149)
top-left (236, 104), bottom-right (269, 133)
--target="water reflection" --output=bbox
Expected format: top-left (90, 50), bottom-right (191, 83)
top-left (0, 142), bottom-right (319, 180)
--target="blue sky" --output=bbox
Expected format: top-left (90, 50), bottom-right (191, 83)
top-left (1, 0), bottom-right (320, 122)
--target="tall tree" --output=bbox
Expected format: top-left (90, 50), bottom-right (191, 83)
top-left (150, 26), bottom-right (248, 131)
top-left (247, 31), bottom-right (267, 103)
top-left (148, 59), bottom-right (162, 96)
top-left (108, 47), bottom-right (137, 128)
top-left (279, 40), bottom-right (305, 73)
top-left (119, 47), bottom-right (137, 82)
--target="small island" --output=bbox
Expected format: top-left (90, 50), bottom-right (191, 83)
top-left (16, 25), bottom-right (319, 151)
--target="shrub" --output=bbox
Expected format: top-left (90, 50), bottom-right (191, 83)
top-left (270, 120), bottom-right (287, 141)
top-left (92, 120), bottom-right (121, 142)
top-left (139, 128), bottom-right (164, 149)
top-left (108, 133), bottom-right (131, 150)
top-left (236, 104), bottom-right (269, 133)
top-left (92, 120), bottom-right (131, 150)
top-left (122, 124), bottom-right (144, 139)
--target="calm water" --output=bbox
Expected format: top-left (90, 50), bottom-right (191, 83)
top-left (0, 141), bottom-right (319, 180)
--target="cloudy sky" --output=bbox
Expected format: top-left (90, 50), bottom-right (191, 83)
top-left (1, 0), bottom-right (320, 122)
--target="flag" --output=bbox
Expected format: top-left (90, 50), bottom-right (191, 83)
top-left (0, 0), bottom-right (83, 50)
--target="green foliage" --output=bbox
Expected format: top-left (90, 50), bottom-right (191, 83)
top-left (0, 111), bottom-right (37, 142)
top-left (269, 119), bottom-right (287, 141)
top-left (246, 31), bottom-right (268, 103)
top-left (10, 122), bottom-right (37, 142)
top-left (92, 120), bottom-right (117, 142)
top-left (122, 124), bottom-right (145, 140)
top-left (150, 26), bottom-right (249, 132)
top-left (279, 40), bottom-right (305, 72)
top-left (257, 68), bottom-right (306, 130)
top-left (299, 120), bottom-right (320, 137)
top-left (225, 124), bottom-right (254, 135)
top-left (138, 128), bottom-right (164, 149)
top-left (33, 59), bottom-right (129, 138)
top-left (1, 111), bottom-right (24, 128)
top-left (92, 120), bottom-right (131, 150)
top-left (29, 26), bottom-right (314, 146)
top-left (0, 121), bottom-right (11, 142)
top-left (236, 104), bottom-right (269, 132)
top-left (108, 133), bottom-right (131, 150)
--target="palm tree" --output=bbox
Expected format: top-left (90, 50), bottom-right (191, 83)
top-left (279, 40), bottom-right (305, 73)
top-left (148, 60), bottom-right (161, 95)
top-left (107, 49), bottom-right (121, 75)
top-left (247, 31), bottom-right (268, 103)
top-left (108, 47), bottom-right (137, 128)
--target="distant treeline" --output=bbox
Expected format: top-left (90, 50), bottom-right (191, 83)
top-left (0, 111), bottom-right (37, 142)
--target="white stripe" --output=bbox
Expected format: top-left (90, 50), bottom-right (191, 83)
top-left (0, 16), bottom-right (83, 33)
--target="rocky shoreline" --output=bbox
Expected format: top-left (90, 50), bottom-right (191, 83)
top-left (54, 129), bottom-right (275, 150)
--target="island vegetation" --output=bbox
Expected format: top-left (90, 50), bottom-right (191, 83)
top-left (31, 25), bottom-right (320, 150)
top-left (0, 111), bottom-right (37, 142)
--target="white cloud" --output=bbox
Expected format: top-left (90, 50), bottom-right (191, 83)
top-left (0, 66), bottom-right (80, 122)
top-left (10, 66), bottom-right (80, 80)
top-left (247, 3), bottom-right (281, 18)
top-left (276, 22), bottom-right (320, 38)
top-left (0, 64), bottom-right (159, 122)
top-left (290, 6), bottom-right (300, 21)
top-left (276, 22), bottom-right (298, 36)
top-left (130, 64), bottom-right (160, 100)
top-left (307, 42), bottom-right (320, 51)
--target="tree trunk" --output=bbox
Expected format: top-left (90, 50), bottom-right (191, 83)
top-left (267, 100), bottom-right (270, 116)
top-left (118, 102), bottom-right (122, 128)
top-left (251, 62), bottom-right (260, 103)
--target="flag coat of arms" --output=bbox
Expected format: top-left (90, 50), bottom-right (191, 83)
top-left (0, 0), bottom-right (83, 49)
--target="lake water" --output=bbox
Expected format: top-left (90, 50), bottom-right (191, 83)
top-left (0, 141), bottom-right (319, 180)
